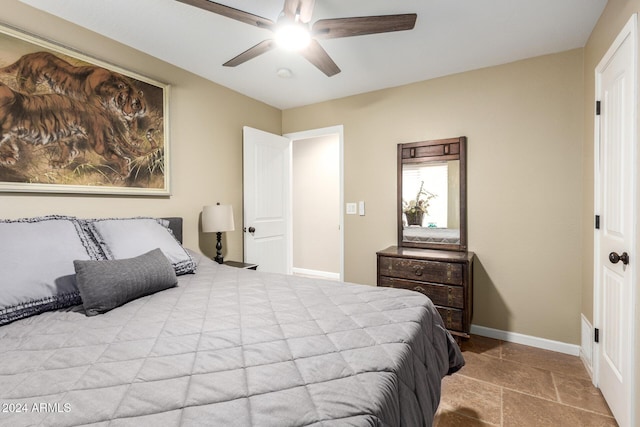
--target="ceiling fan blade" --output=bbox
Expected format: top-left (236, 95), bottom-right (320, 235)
top-left (299, 39), bottom-right (340, 77)
top-left (313, 14), bottom-right (417, 39)
top-left (176, 0), bottom-right (275, 30)
top-left (282, 0), bottom-right (298, 20)
top-left (223, 40), bottom-right (275, 67)
top-left (299, 0), bottom-right (316, 23)
top-left (282, 0), bottom-right (315, 23)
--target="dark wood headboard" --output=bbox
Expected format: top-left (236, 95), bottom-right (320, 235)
top-left (162, 217), bottom-right (183, 244)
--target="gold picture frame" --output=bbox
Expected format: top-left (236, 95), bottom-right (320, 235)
top-left (0, 23), bottom-right (170, 196)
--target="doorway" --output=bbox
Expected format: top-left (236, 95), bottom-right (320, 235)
top-left (285, 126), bottom-right (344, 281)
top-left (243, 125), bottom-right (344, 279)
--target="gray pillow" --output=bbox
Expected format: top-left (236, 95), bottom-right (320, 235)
top-left (0, 215), bottom-right (101, 326)
top-left (84, 217), bottom-right (196, 275)
top-left (74, 248), bottom-right (177, 316)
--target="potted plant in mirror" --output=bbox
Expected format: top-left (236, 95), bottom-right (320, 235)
top-left (403, 181), bottom-right (437, 226)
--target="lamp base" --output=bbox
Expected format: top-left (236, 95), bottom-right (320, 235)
top-left (215, 231), bottom-right (224, 264)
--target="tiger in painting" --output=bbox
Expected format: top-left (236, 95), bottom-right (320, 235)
top-left (0, 81), bottom-right (144, 178)
top-left (0, 51), bottom-right (147, 137)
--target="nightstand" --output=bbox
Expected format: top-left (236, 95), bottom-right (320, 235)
top-left (223, 260), bottom-right (258, 270)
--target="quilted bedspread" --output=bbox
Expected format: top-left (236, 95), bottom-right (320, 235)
top-left (0, 253), bottom-right (464, 427)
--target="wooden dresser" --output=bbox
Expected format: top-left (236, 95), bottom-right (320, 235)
top-left (377, 246), bottom-right (474, 339)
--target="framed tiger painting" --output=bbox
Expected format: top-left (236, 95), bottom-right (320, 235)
top-left (0, 23), bottom-right (170, 195)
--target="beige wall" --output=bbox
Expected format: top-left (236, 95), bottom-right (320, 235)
top-left (283, 49), bottom-right (585, 344)
top-left (0, 1), bottom-right (282, 263)
top-left (582, 0), bottom-right (640, 421)
top-left (292, 135), bottom-right (340, 273)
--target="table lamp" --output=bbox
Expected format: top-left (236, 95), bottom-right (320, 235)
top-left (202, 203), bottom-right (235, 264)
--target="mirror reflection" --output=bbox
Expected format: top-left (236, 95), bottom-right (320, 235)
top-left (402, 160), bottom-right (460, 245)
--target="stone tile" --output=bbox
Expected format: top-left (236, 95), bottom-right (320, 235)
top-left (461, 335), bottom-right (502, 359)
top-left (458, 352), bottom-right (557, 400)
top-left (434, 408), bottom-right (498, 427)
top-left (441, 335), bottom-right (621, 426)
top-left (502, 389), bottom-right (618, 427)
top-left (439, 373), bottom-right (502, 425)
top-left (553, 372), bottom-right (613, 416)
top-left (501, 341), bottom-right (590, 380)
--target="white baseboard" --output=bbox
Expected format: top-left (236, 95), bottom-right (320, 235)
top-left (580, 314), bottom-right (594, 377)
top-left (470, 324), bottom-right (580, 356)
top-left (292, 267), bottom-right (340, 281)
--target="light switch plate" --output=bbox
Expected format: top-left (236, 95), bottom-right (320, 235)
top-left (346, 203), bottom-right (357, 215)
top-left (358, 201), bottom-right (365, 216)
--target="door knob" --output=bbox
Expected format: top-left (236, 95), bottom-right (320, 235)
top-left (248, 226), bottom-right (255, 233)
top-left (609, 251), bottom-right (629, 265)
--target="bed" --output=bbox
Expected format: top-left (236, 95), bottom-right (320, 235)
top-left (0, 216), bottom-right (464, 427)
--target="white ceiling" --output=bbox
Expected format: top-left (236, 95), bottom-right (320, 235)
top-left (20, 0), bottom-right (607, 109)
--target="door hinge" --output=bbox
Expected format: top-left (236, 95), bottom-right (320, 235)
top-left (595, 215), bottom-right (600, 229)
top-left (595, 328), bottom-right (600, 343)
top-left (596, 101), bottom-right (601, 116)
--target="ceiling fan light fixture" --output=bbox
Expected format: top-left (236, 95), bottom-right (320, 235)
top-left (275, 22), bottom-right (311, 51)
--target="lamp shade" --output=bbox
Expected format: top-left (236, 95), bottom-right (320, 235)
top-left (202, 204), bottom-right (235, 233)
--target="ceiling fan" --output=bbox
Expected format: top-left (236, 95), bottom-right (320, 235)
top-left (176, 0), bottom-right (417, 77)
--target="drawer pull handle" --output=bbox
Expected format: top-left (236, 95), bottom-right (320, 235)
top-left (446, 310), bottom-right (453, 328)
top-left (413, 285), bottom-right (426, 293)
top-left (414, 267), bottom-right (423, 277)
top-left (447, 287), bottom-right (453, 305)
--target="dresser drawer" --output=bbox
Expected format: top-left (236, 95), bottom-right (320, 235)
top-left (379, 277), bottom-right (464, 309)
top-left (436, 306), bottom-right (463, 331)
top-left (378, 256), bottom-right (463, 285)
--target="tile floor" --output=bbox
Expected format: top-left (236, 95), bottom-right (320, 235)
top-left (434, 335), bottom-right (618, 426)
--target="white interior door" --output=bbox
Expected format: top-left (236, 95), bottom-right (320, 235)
top-left (243, 126), bottom-right (291, 274)
top-left (594, 14), bottom-right (637, 427)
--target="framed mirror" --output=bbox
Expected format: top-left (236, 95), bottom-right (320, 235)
top-left (397, 137), bottom-right (467, 251)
